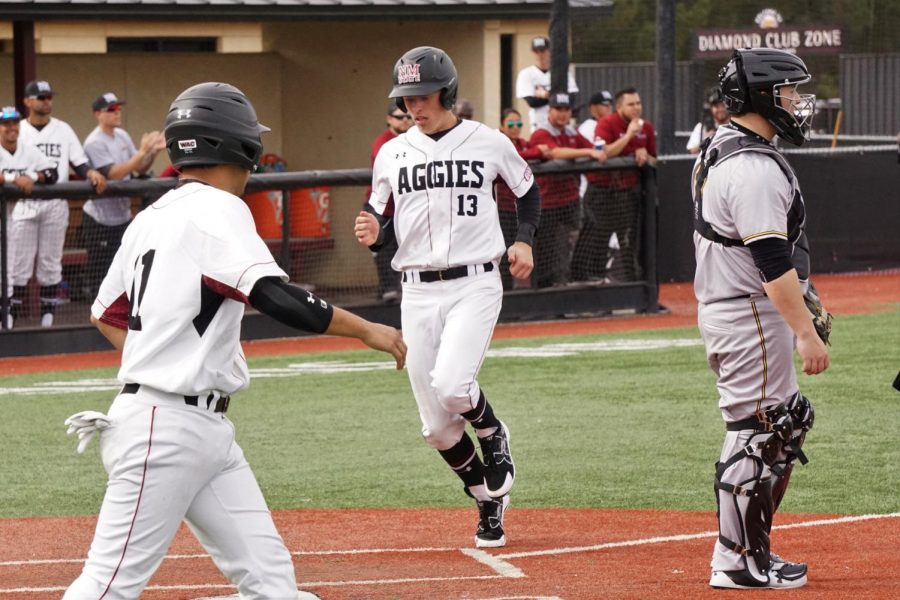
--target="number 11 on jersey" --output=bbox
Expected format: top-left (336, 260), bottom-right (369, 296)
top-left (128, 250), bottom-right (156, 331)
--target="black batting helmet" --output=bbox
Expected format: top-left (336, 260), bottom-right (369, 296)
top-left (389, 47), bottom-right (458, 111)
top-left (718, 48), bottom-right (815, 146)
top-left (164, 82), bottom-right (270, 170)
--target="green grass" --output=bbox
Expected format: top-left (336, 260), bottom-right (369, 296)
top-left (1, 309), bottom-right (897, 518)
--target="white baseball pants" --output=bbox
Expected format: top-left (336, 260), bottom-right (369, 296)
top-left (401, 266), bottom-right (503, 451)
top-left (8, 199), bottom-right (68, 286)
top-left (64, 387), bottom-right (297, 599)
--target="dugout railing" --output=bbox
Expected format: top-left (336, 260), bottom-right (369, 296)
top-left (0, 157), bottom-right (658, 356)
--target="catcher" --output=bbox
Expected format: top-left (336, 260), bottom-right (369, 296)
top-left (691, 48), bottom-right (831, 590)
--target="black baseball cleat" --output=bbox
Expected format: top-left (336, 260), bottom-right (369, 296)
top-left (480, 421), bottom-right (515, 498)
top-left (475, 494), bottom-right (510, 548)
top-left (709, 554), bottom-right (807, 589)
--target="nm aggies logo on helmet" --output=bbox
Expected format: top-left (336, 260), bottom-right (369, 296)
top-left (397, 64), bottom-right (421, 84)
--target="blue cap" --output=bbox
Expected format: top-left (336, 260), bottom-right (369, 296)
top-left (0, 106), bottom-right (22, 123)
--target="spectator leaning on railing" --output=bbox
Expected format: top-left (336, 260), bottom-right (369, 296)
top-left (495, 107), bottom-right (550, 290)
top-left (15, 80), bottom-right (107, 328)
top-left (528, 93), bottom-right (607, 288)
top-left (582, 87), bottom-right (656, 282)
top-left (81, 92), bottom-right (166, 299)
top-left (0, 106), bottom-right (59, 329)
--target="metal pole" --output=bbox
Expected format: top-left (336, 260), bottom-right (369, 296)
top-left (549, 0), bottom-right (570, 96)
top-left (655, 0), bottom-right (677, 155)
top-left (640, 166), bottom-right (660, 313)
top-left (280, 189), bottom-right (291, 272)
top-left (1, 194), bottom-right (9, 330)
top-left (12, 20), bottom-right (36, 117)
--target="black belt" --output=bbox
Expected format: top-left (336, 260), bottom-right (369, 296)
top-left (726, 405), bottom-right (787, 432)
top-left (711, 292), bottom-right (768, 303)
top-left (121, 383), bottom-right (230, 414)
top-left (403, 262), bottom-right (493, 283)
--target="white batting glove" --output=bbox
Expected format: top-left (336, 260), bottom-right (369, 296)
top-left (64, 410), bottom-right (112, 454)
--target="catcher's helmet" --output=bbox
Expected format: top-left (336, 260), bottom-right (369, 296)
top-left (719, 48), bottom-right (815, 146)
top-left (164, 82), bottom-right (270, 170)
top-left (389, 47), bottom-right (458, 111)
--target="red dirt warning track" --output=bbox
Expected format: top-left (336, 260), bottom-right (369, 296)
top-left (1, 271), bottom-right (898, 598)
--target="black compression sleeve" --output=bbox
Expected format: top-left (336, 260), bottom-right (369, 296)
top-left (523, 96), bottom-right (549, 109)
top-left (248, 277), bottom-right (334, 334)
top-left (514, 183), bottom-right (541, 246)
top-left (73, 163), bottom-right (92, 179)
top-left (748, 237), bottom-right (794, 282)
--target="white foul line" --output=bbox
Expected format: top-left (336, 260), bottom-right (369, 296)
top-left (496, 512), bottom-right (900, 560)
top-left (460, 548), bottom-right (526, 578)
top-left (2, 512), bottom-right (897, 594)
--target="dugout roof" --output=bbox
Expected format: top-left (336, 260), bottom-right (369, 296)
top-left (0, 0), bottom-right (613, 20)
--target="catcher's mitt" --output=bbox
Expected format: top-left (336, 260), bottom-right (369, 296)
top-left (803, 281), bottom-right (833, 345)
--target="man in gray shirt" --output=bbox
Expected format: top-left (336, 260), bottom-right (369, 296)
top-left (82, 92), bottom-right (165, 296)
top-left (693, 49), bottom-right (828, 591)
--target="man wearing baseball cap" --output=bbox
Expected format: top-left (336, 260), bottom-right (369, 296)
top-left (15, 80), bottom-right (107, 327)
top-left (81, 91), bottom-right (165, 298)
top-left (577, 90), bottom-right (614, 145)
top-left (515, 35), bottom-right (580, 132)
top-left (528, 92), bottom-right (607, 288)
top-left (0, 105), bottom-right (59, 328)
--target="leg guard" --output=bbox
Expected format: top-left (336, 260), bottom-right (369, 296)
top-left (714, 430), bottom-right (781, 577)
top-left (770, 393), bottom-right (814, 511)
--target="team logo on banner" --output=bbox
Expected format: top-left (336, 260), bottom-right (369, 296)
top-left (397, 64), bottom-right (421, 84)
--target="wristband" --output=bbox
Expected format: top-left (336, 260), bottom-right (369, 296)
top-left (27, 172), bottom-right (39, 183)
top-left (3, 172), bottom-right (14, 184)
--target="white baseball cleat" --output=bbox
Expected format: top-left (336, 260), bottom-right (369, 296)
top-left (710, 555), bottom-right (807, 589)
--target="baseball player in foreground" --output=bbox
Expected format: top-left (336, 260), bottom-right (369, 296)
top-left (15, 80), bottom-right (107, 327)
top-left (63, 82), bottom-right (406, 599)
top-left (692, 48), bottom-right (831, 589)
top-left (355, 46), bottom-right (540, 548)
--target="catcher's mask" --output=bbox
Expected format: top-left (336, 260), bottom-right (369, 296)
top-left (719, 48), bottom-right (815, 146)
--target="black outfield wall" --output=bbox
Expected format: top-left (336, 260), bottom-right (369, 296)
top-left (657, 149), bottom-right (900, 282)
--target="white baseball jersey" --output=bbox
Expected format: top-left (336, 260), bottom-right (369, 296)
top-left (0, 140), bottom-right (55, 180)
top-left (368, 120), bottom-right (533, 272)
top-left (577, 118), bottom-right (598, 145)
top-left (515, 65), bottom-right (579, 130)
top-left (19, 117), bottom-right (90, 183)
top-left (91, 181), bottom-right (287, 396)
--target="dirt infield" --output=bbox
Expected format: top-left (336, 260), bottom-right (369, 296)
top-left (3, 509), bottom-right (899, 598)
top-left (1, 271), bottom-right (898, 598)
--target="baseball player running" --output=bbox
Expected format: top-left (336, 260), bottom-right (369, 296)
top-left (355, 46), bottom-right (540, 548)
top-left (63, 82), bottom-right (406, 599)
top-left (15, 80), bottom-right (107, 327)
top-left (693, 49), bottom-right (829, 590)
